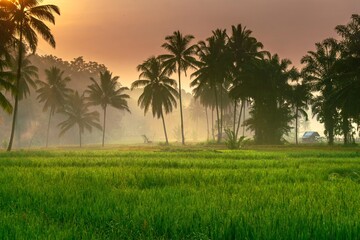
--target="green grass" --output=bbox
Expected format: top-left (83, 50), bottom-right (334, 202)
top-left (1, 146), bottom-right (360, 239)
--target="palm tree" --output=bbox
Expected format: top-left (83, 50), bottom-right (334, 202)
top-left (131, 56), bottom-right (178, 144)
top-left (330, 14), bottom-right (360, 144)
top-left (290, 82), bottom-right (311, 144)
top-left (9, 54), bottom-right (38, 147)
top-left (228, 24), bottom-right (266, 139)
top-left (301, 39), bottom-right (340, 145)
top-left (36, 66), bottom-right (72, 147)
top-left (191, 30), bottom-right (231, 143)
top-left (160, 31), bottom-right (198, 145)
top-left (86, 70), bottom-right (130, 147)
top-left (191, 81), bottom-right (216, 141)
top-left (9, 54), bottom-right (38, 101)
top-left (0, 0), bottom-right (60, 151)
top-left (58, 91), bottom-right (102, 148)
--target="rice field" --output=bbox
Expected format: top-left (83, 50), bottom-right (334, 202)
top-left (0, 146), bottom-right (360, 239)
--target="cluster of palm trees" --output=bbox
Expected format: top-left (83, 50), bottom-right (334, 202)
top-left (134, 15), bottom-right (360, 146)
top-left (0, 0), bottom-right (131, 150)
top-left (302, 14), bottom-right (360, 145)
top-left (135, 26), bottom-right (303, 145)
top-left (0, 0), bottom-right (60, 151)
top-left (2, 1), bottom-right (359, 148)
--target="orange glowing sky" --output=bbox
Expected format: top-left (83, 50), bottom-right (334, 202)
top-left (39, 0), bottom-right (360, 89)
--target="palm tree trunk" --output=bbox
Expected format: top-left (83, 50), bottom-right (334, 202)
top-left (233, 99), bottom-right (237, 133)
top-left (7, 21), bottom-right (24, 152)
top-left (236, 100), bottom-right (244, 139)
top-left (214, 87), bottom-right (221, 143)
top-left (219, 86), bottom-right (223, 142)
top-left (242, 102), bottom-right (246, 137)
top-left (211, 108), bottom-right (215, 141)
top-left (79, 127), bottom-right (82, 148)
top-left (205, 107), bottom-right (209, 141)
top-left (295, 106), bottom-right (298, 145)
top-left (161, 111), bottom-right (169, 144)
top-left (46, 110), bottom-right (52, 148)
top-left (102, 106), bottom-right (107, 147)
top-left (177, 66), bottom-right (185, 145)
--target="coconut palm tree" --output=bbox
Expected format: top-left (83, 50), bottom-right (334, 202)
top-left (160, 31), bottom-right (198, 145)
top-left (228, 24), bottom-right (266, 139)
top-left (301, 39), bottom-right (340, 145)
top-left (86, 70), bottom-right (130, 147)
top-left (9, 54), bottom-right (38, 100)
top-left (131, 56), bottom-right (178, 144)
top-left (36, 66), bottom-right (72, 147)
top-left (0, 0), bottom-right (60, 151)
top-left (9, 54), bottom-right (38, 147)
top-left (290, 82), bottom-right (311, 144)
top-left (191, 30), bottom-right (231, 143)
top-left (58, 91), bottom-right (102, 148)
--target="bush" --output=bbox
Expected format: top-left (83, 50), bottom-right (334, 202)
top-left (224, 129), bottom-right (246, 149)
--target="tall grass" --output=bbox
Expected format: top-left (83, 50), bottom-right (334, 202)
top-left (0, 148), bottom-right (360, 239)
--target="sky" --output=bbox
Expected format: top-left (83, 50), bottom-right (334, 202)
top-left (39, 0), bottom-right (360, 89)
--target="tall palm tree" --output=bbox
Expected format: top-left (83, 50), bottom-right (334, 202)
top-left (290, 82), bottom-right (311, 144)
top-left (191, 30), bottom-right (231, 143)
top-left (0, 0), bottom-right (60, 151)
top-left (160, 31), bottom-right (198, 145)
top-left (330, 14), bottom-right (360, 144)
top-left (58, 91), bottom-right (102, 148)
top-left (228, 24), bottom-right (266, 139)
top-left (86, 70), bottom-right (130, 147)
top-left (301, 39), bottom-right (340, 145)
top-left (9, 54), bottom-right (38, 147)
top-left (36, 66), bottom-right (72, 147)
top-left (131, 56), bottom-right (178, 144)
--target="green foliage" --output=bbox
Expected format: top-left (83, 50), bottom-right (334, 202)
top-left (1, 148), bottom-right (360, 239)
top-left (224, 129), bottom-right (245, 149)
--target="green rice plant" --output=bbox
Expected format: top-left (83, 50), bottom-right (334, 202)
top-left (0, 148), bottom-right (360, 239)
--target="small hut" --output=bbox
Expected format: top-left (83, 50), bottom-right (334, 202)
top-left (302, 131), bottom-right (320, 143)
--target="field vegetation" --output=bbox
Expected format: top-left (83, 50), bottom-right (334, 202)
top-left (1, 145), bottom-right (360, 239)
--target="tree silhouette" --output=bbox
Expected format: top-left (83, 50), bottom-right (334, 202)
top-left (160, 31), bottom-right (198, 145)
top-left (0, 0), bottom-right (60, 151)
top-left (245, 54), bottom-right (296, 144)
top-left (301, 40), bottom-right (340, 145)
top-left (36, 66), bottom-right (72, 147)
top-left (86, 70), bottom-right (130, 147)
top-left (191, 30), bottom-right (231, 142)
top-left (290, 81), bottom-right (311, 144)
top-left (58, 91), bottom-right (102, 148)
top-left (131, 56), bottom-right (178, 144)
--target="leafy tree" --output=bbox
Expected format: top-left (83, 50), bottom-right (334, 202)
top-left (36, 66), bottom-right (72, 147)
top-left (245, 54), bottom-right (296, 144)
top-left (0, 0), bottom-right (60, 151)
top-left (86, 70), bottom-right (130, 147)
top-left (160, 31), bottom-right (198, 145)
top-left (58, 91), bottom-right (102, 147)
top-left (131, 56), bottom-right (178, 144)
